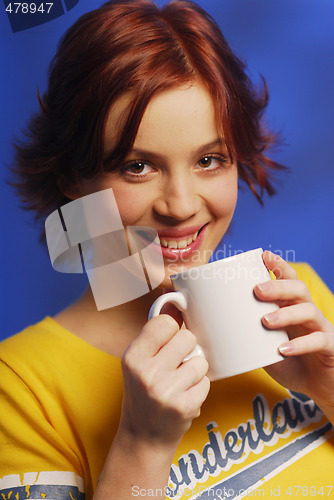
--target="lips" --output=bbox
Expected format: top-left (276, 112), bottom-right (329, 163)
top-left (157, 223), bottom-right (208, 260)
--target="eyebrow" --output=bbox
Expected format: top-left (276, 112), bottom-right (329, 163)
top-left (130, 139), bottom-right (226, 161)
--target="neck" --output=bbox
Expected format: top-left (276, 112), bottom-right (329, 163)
top-left (76, 285), bottom-right (163, 322)
top-left (54, 284), bottom-right (167, 357)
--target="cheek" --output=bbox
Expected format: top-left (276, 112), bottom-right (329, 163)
top-left (79, 175), bottom-right (154, 226)
top-left (111, 185), bottom-right (152, 226)
top-left (207, 173), bottom-right (238, 220)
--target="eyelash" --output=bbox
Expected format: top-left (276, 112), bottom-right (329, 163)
top-left (120, 154), bottom-right (228, 180)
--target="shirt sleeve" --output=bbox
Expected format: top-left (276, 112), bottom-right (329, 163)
top-left (0, 358), bottom-right (86, 500)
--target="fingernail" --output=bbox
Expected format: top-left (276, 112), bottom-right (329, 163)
top-left (278, 343), bottom-right (292, 355)
top-left (263, 311), bottom-right (279, 324)
top-left (256, 282), bottom-right (271, 293)
top-left (264, 250), bottom-right (275, 261)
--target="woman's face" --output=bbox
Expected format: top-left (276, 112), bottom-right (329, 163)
top-left (78, 83), bottom-right (238, 288)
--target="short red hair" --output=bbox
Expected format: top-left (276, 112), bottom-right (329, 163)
top-left (12, 0), bottom-right (283, 240)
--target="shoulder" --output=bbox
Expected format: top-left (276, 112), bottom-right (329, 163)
top-left (0, 316), bottom-right (67, 369)
top-left (0, 317), bottom-right (65, 397)
top-left (1, 316), bottom-right (57, 348)
top-left (0, 316), bottom-right (122, 392)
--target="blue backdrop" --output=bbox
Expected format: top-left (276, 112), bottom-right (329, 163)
top-left (1, 0), bottom-right (333, 341)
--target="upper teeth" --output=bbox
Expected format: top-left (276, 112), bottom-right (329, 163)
top-left (160, 231), bottom-right (199, 249)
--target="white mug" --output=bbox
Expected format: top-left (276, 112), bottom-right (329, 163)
top-left (149, 248), bottom-right (288, 380)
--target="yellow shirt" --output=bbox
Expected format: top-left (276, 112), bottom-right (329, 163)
top-left (0, 263), bottom-right (333, 499)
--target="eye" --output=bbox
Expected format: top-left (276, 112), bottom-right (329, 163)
top-left (198, 156), bottom-right (214, 168)
top-left (196, 154), bottom-right (227, 171)
top-left (123, 161), bottom-right (155, 177)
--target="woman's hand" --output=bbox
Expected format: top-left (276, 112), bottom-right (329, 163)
top-left (97, 315), bottom-right (209, 499)
top-left (254, 251), bottom-right (334, 419)
top-left (119, 314), bottom-right (210, 447)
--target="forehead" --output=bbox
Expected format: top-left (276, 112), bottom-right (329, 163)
top-left (104, 84), bottom-right (221, 158)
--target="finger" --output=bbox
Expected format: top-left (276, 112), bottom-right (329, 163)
top-left (278, 331), bottom-right (334, 358)
top-left (262, 302), bottom-right (330, 333)
top-left (145, 356), bottom-right (209, 411)
top-left (132, 314), bottom-right (180, 358)
top-left (157, 328), bottom-right (198, 370)
top-left (262, 250), bottom-right (297, 280)
top-left (254, 278), bottom-right (312, 304)
top-left (174, 375), bottom-right (211, 420)
top-left (175, 355), bottom-right (209, 390)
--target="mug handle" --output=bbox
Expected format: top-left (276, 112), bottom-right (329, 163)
top-left (148, 291), bottom-right (205, 361)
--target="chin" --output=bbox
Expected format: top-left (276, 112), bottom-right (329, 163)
top-left (157, 273), bottom-right (175, 292)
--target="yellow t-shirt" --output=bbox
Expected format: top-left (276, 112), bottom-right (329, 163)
top-left (0, 263), bottom-right (333, 499)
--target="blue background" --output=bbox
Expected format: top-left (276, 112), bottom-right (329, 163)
top-left (1, 0), bottom-right (333, 340)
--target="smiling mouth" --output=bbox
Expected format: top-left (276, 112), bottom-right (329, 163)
top-left (160, 230), bottom-right (199, 249)
top-left (158, 224), bottom-right (208, 250)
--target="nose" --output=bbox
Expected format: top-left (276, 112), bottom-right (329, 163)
top-left (153, 169), bottom-right (202, 221)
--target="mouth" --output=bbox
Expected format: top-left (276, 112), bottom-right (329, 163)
top-left (157, 223), bottom-right (209, 260)
top-left (159, 229), bottom-right (200, 249)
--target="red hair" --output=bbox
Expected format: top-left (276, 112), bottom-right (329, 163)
top-left (11, 0), bottom-right (283, 240)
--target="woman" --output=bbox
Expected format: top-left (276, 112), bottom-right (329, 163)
top-left (1, 1), bottom-right (334, 498)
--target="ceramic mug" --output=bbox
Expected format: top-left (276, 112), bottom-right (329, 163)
top-left (149, 248), bottom-right (288, 380)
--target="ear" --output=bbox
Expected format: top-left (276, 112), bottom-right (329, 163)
top-left (61, 184), bottom-right (82, 201)
top-left (57, 173), bottom-right (83, 201)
